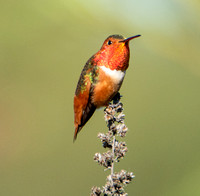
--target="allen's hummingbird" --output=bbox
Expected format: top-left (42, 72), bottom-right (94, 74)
top-left (73, 34), bottom-right (141, 141)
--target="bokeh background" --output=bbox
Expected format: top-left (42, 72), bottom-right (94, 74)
top-left (0, 0), bottom-right (200, 195)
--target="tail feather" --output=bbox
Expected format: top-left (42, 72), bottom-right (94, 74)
top-left (73, 103), bottom-right (96, 142)
top-left (73, 125), bottom-right (82, 142)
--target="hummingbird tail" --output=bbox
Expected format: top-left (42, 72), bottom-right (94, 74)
top-left (73, 125), bottom-right (82, 142)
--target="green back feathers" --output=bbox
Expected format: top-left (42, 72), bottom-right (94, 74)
top-left (75, 57), bottom-right (99, 95)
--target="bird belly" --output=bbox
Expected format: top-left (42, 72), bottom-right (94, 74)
top-left (92, 66), bottom-right (125, 107)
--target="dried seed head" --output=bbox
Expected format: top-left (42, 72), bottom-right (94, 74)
top-left (103, 170), bottom-right (134, 195)
top-left (91, 186), bottom-right (102, 196)
top-left (98, 133), bottom-right (112, 148)
top-left (116, 124), bottom-right (128, 137)
top-left (114, 141), bottom-right (128, 159)
top-left (94, 151), bottom-right (113, 168)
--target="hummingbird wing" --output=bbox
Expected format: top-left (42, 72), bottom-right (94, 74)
top-left (73, 60), bottom-right (98, 141)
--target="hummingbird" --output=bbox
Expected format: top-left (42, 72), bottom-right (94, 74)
top-left (73, 34), bottom-right (141, 141)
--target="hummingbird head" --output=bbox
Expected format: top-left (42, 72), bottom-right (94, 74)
top-left (94, 34), bottom-right (141, 71)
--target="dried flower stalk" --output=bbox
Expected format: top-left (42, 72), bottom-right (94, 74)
top-left (91, 93), bottom-right (134, 196)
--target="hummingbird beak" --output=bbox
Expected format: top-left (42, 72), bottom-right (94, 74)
top-left (119, 35), bottom-right (141, 43)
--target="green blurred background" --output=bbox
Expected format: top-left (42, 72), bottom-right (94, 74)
top-left (0, 0), bottom-right (200, 195)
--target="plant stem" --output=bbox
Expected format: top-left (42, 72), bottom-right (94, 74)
top-left (111, 135), bottom-right (115, 188)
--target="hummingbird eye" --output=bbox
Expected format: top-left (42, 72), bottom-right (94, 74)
top-left (107, 40), bottom-right (112, 45)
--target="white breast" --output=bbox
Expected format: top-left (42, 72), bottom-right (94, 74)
top-left (100, 66), bottom-right (126, 84)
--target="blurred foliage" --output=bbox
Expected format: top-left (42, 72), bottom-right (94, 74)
top-left (0, 0), bottom-right (200, 195)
